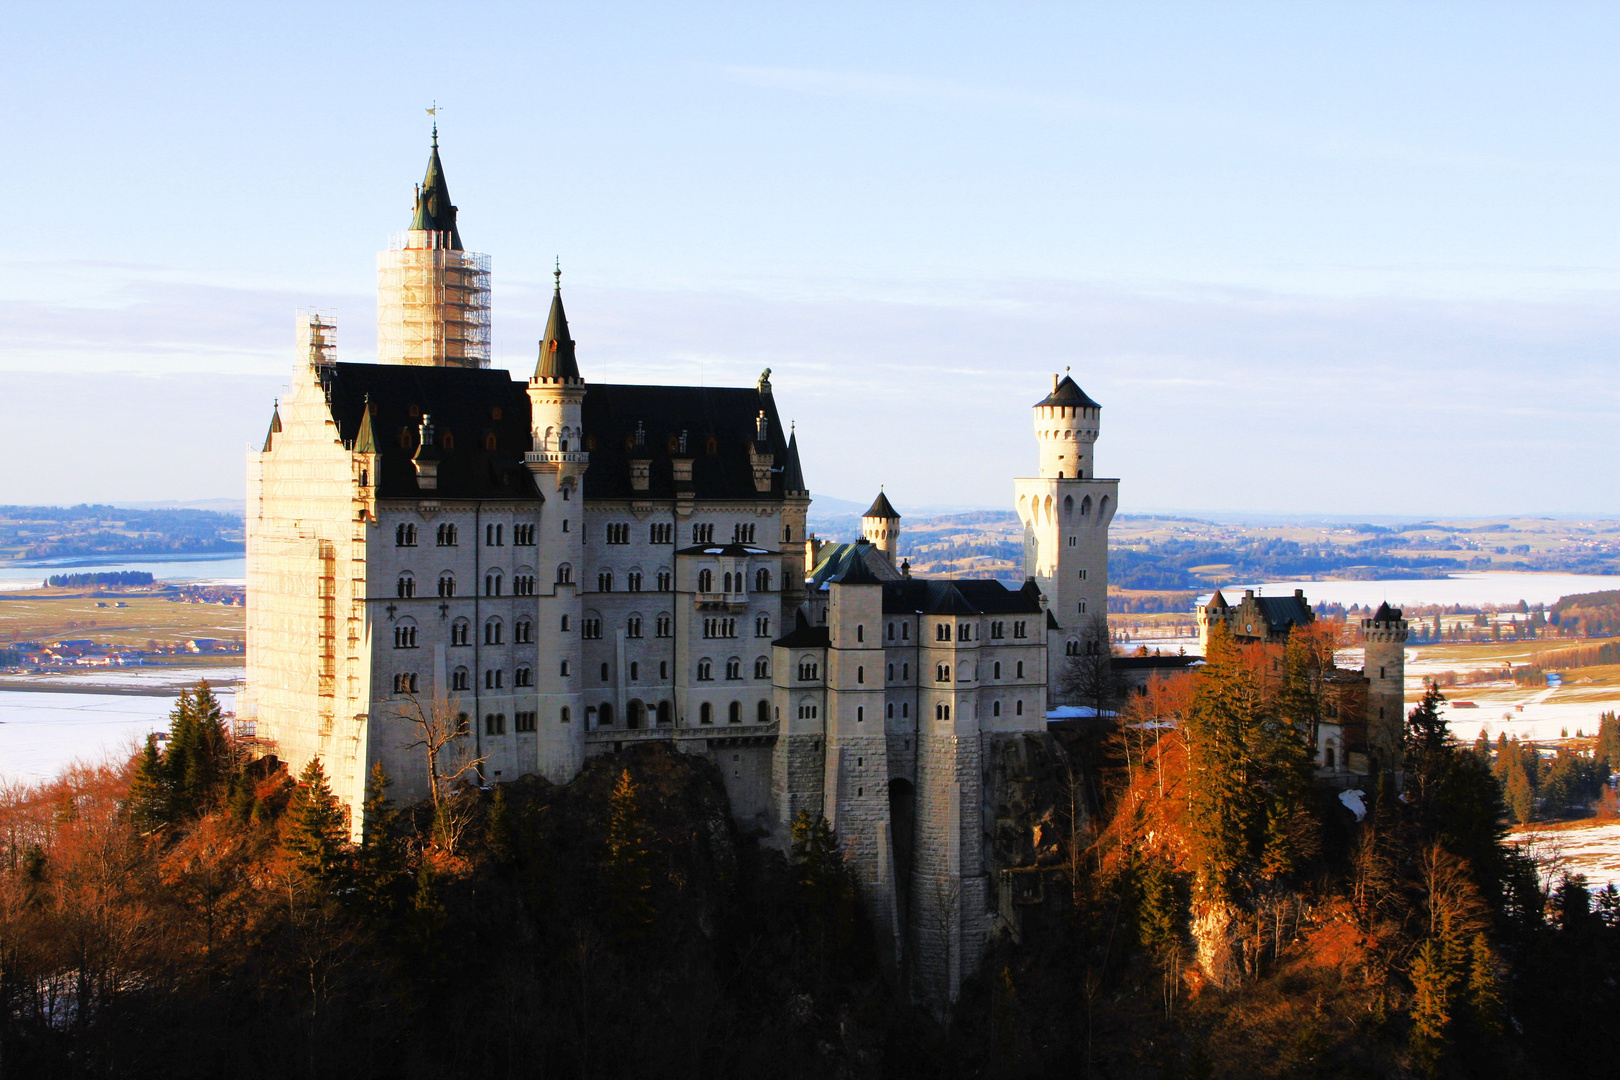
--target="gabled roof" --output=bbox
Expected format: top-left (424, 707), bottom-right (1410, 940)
top-left (863, 490), bottom-right (899, 519)
top-left (1254, 594), bottom-right (1313, 634)
top-left (319, 362), bottom-right (540, 501)
top-left (773, 609), bottom-right (830, 648)
top-left (810, 540), bottom-right (900, 589)
top-left (1370, 602), bottom-right (1403, 623)
top-left (782, 430), bottom-right (806, 493)
top-left (534, 283), bottom-right (579, 380)
top-left (1035, 374), bottom-right (1101, 409)
top-left (580, 383), bottom-right (793, 501)
top-left (409, 129), bottom-right (463, 248)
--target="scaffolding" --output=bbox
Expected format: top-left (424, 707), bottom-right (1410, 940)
top-left (376, 230), bottom-right (491, 368)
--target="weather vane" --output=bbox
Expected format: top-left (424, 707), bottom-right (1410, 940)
top-left (426, 101), bottom-right (440, 142)
top-left (554, 256), bottom-right (562, 291)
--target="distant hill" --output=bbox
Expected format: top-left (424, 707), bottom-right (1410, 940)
top-left (0, 505), bottom-right (244, 564)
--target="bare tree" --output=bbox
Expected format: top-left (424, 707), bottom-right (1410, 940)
top-left (1060, 614), bottom-right (1126, 719)
top-left (921, 873), bottom-right (961, 1015)
top-left (393, 693), bottom-right (486, 854)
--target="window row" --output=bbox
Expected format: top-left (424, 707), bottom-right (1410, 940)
top-left (695, 657), bottom-right (771, 681)
top-left (696, 569), bottom-right (771, 593)
top-left (695, 700), bottom-right (771, 725)
top-left (394, 522), bottom-right (538, 548)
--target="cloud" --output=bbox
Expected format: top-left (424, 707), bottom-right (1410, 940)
top-left (1, 260), bottom-right (1614, 515)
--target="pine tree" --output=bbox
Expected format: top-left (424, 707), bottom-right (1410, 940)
top-left (355, 763), bottom-right (403, 914)
top-left (486, 785), bottom-right (515, 865)
top-left (126, 734), bottom-right (174, 833)
top-left (1465, 933), bottom-right (1502, 1037)
top-left (1408, 937), bottom-right (1455, 1074)
top-left (603, 769), bottom-right (655, 936)
top-left (283, 757), bottom-right (350, 883)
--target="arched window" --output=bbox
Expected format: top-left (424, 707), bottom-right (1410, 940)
top-left (757, 700), bottom-right (770, 723)
top-left (484, 571), bottom-right (502, 596)
top-left (600, 662), bottom-right (610, 682)
top-left (437, 573), bottom-right (455, 597)
top-left (698, 659), bottom-right (713, 680)
top-left (515, 666), bottom-right (532, 687)
top-left (451, 619), bottom-right (470, 646)
top-left (699, 569), bottom-right (714, 592)
top-left (436, 523), bottom-right (458, 546)
top-left (561, 706), bottom-right (571, 724)
top-left (599, 702), bottom-right (614, 727)
top-left (755, 568), bottom-right (770, 592)
top-left (1063, 495), bottom-right (1074, 515)
top-left (658, 700), bottom-right (673, 726)
top-left (515, 618), bottom-right (532, 644)
top-left (1080, 495), bottom-right (1092, 516)
top-left (993, 700), bottom-right (1002, 717)
top-left (627, 614), bottom-right (643, 638)
top-left (728, 701), bottom-right (741, 724)
top-left (484, 432), bottom-right (498, 451)
top-left (857, 706), bottom-right (864, 722)
top-left (597, 570), bottom-right (613, 592)
top-left (484, 619), bottom-right (503, 645)
top-left (392, 621), bottom-right (417, 649)
top-left (856, 625), bottom-right (864, 642)
top-left (1065, 639), bottom-right (1080, 656)
top-left (700, 702), bottom-right (713, 725)
top-left (754, 657), bottom-right (769, 678)
top-left (396, 523), bottom-right (417, 547)
top-left (723, 572), bottom-right (734, 593)
top-left (887, 663), bottom-right (894, 681)
top-left (726, 658), bottom-right (741, 680)
top-left (1016, 700), bottom-right (1023, 715)
top-left (993, 661), bottom-right (1002, 679)
top-left (556, 563), bottom-right (573, 584)
top-left (452, 667), bottom-right (469, 691)
top-left (937, 663), bottom-right (951, 682)
top-left (396, 573), bottom-right (415, 598)
top-left (1016, 661), bottom-right (1025, 678)
top-left (857, 665), bottom-right (864, 683)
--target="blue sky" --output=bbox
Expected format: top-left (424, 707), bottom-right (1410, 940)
top-left (1, 2), bottom-right (1615, 514)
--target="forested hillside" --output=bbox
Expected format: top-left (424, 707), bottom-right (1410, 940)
top-left (3, 663), bottom-right (1617, 1078)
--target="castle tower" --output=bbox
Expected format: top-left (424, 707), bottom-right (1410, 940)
top-left (1013, 373), bottom-right (1117, 702)
top-left (1361, 603), bottom-right (1408, 776)
top-left (780, 423), bottom-right (811, 608)
top-left (525, 272), bottom-right (588, 781)
top-left (376, 127), bottom-right (492, 368)
top-left (861, 490), bottom-right (901, 568)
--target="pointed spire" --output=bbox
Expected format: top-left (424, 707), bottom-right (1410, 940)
top-left (782, 428), bottom-right (806, 493)
top-left (262, 404), bottom-right (282, 452)
top-left (409, 130), bottom-right (463, 249)
top-left (533, 264), bottom-right (580, 380)
top-left (863, 489), bottom-right (899, 520)
top-left (354, 396), bottom-right (377, 454)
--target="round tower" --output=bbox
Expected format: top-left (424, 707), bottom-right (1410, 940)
top-left (1034, 370), bottom-right (1101, 479)
top-left (861, 489), bottom-right (901, 567)
top-left (1361, 603), bottom-right (1409, 776)
top-left (525, 269), bottom-right (588, 784)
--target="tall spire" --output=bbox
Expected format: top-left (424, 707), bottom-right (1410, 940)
top-left (534, 263), bottom-right (580, 380)
top-left (782, 427), bottom-right (806, 493)
top-left (409, 128), bottom-right (463, 249)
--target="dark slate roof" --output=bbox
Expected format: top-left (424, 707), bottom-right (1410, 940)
top-left (534, 286), bottom-right (579, 380)
top-left (782, 431), bottom-right (806, 493)
top-left (863, 490), bottom-right (899, 519)
top-left (409, 131), bottom-right (463, 248)
top-left (1035, 374), bottom-right (1101, 409)
top-left (320, 362), bottom-right (540, 501)
top-left (773, 609), bottom-right (830, 648)
top-left (880, 578), bottom-right (1043, 616)
top-left (1047, 610), bottom-right (1061, 630)
top-left (1255, 595), bottom-right (1313, 634)
top-left (581, 383), bottom-right (792, 501)
top-left (1370, 602), bottom-right (1403, 623)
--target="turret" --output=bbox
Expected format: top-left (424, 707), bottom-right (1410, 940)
top-left (1033, 372), bottom-right (1101, 479)
top-left (861, 489), bottom-right (901, 568)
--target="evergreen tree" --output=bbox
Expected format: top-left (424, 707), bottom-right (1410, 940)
top-left (486, 785), bottom-right (515, 865)
top-left (1465, 932), bottom-right (1503, 1037)
top-left (125, 734), bottom-right (174, 833)
top-left (355, 763), bottom-right (404, 914)
top-left (1408, 937), bottom-right (1455, 1075)
top-left (603, 769), bottom-right (655, 936)
top-left (283, 757), bottom-right (350, 883)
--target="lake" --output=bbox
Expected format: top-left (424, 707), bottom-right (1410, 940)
top-left (0, 554), bottom-right (246, 590)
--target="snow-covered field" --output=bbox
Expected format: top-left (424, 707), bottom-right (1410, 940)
top-left (0, 555), bottom-right (245, 589)
top-left (0, 670), bottom-right (240, 786)
top-left (1212, 572), bottom-right (1620, 610)
top-left (1516, 822), bottom-right (1620, 892)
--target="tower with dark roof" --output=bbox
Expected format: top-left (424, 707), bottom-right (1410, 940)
top-left (376, 127), bottom-right (492, 368)
top-left (1013, 373), bottom-right (1118, 703)
top-left (861, 490), bottom-right (901, 568)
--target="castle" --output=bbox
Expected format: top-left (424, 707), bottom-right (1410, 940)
top-left (1196, 589), bottom-right (1409, 780)
top-left (243, 131), bottom-right (1120, 999)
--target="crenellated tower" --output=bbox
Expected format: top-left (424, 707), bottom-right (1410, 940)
top-left (1014, 373), bottom-right (1117, 702)
top-left (376, 126), bottom-right (492, 367)
top-left (1361, 603), bottom-right (1408, 777)
top-left (525, 271), bottom-right (589, 780)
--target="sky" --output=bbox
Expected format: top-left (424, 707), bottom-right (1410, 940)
top-left (0, 2), bottom-right (1615, 515)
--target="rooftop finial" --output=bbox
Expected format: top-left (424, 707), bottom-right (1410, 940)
top-left (554, 257), bottom-right (561, 293)
top-left (426, 101), bottom-right (439, 146)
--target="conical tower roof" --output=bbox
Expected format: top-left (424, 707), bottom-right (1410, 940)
top-left (782, 429), bottom-right (806, 492)
top-left (409, 127), bottom-right (463, 249)
top-left (863, 490), bottom-right (899, 520)
top-left (534, 270), bottom-right (580, 380)
top-left (1036, 374), bottom-right (1100, 409)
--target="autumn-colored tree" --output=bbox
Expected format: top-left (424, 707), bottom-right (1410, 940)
top-left (1408, 937), bottom-right (1455, 1075)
